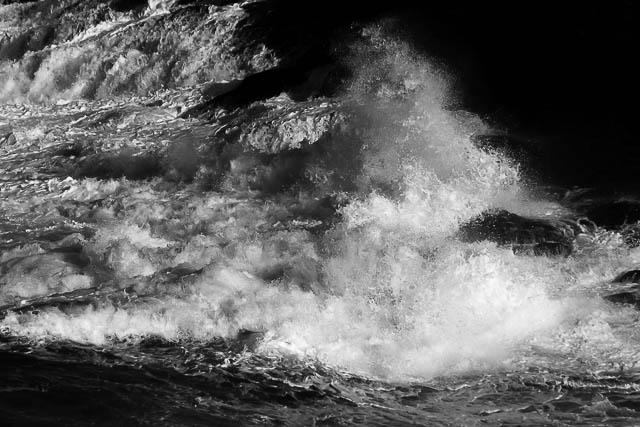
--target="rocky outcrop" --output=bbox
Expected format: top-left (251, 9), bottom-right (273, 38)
top-left (108, 0), bottom-right (148, 13)
top-left (73, 150), bottom-right (162, 180)
top-left (612, 270), bottom-right (640, 284)
top-left (458, 209), bottom-right (576, 256)
top-left (603, 270), bottom-right (640, 308)
top-left (233, 98), bottom-right (349, 154)
top-left (604, 290), bottom-right (640, 308)
top-left (181, 62), bottom-right (339, 118)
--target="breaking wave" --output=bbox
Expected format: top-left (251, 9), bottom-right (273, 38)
top-left (1, 15), bottom-right (639, 385)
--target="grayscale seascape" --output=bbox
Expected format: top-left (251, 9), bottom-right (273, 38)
top-left (0, 1), bottom-right (638, 425)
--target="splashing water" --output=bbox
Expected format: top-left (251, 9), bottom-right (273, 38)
top-left (0, 33), bottom-right (599, 376)
top-left (0, 1), bottom-right (275, 104)
top-left (2, 6), bottom-right (640, 426)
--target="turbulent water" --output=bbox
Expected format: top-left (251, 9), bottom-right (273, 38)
top-left (2, 1), bottom-right (640, 426)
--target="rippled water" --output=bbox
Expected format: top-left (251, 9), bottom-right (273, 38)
top-left (2, 2), bottom-right (640, 426)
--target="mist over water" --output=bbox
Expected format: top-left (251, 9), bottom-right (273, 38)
top-left (2, 2), bottom-right (640, 425)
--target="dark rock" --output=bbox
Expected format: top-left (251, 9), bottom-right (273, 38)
top-left (181, 61), bottom-right (337, 119)
top-left (603, 270), bottom-right (640, 308)
top-left (50, 233), bottom-right (87, 253)
top-left (73, 150), bottom-right (162, 180)
top-left (176, 0), bottom-right (241, 6)
top-left (236, 0), bottom-right (390, 61)
top-left (49, 249), bottom-right (91, 268)
top-left (108, 0), bottom-right (148, 12)
top-left (513, 241), bottom-right (573, 257)
top-left (604, 291), bottom-right (640, 308)
top-left (458, 209), bottom-right (575, 256)
top-left (199, 80), bottom-right (243, 103)
top-left (612, 270), bottom-right (640, 284)
top-left (177, 0), bottom-right (395, 121)
top-left (203, 66), bottom-right (309, 110)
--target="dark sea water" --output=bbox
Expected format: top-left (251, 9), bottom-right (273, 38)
top-left (1, 1), bottom-right (639, 426)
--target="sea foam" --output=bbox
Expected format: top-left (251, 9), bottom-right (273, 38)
top-left (3, 27), bottom-right (639, 381)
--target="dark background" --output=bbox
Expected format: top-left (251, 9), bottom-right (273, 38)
top-left (257, 0), bottom-right (636, 191)
top-left (391, 1), bottom-right (636, 191)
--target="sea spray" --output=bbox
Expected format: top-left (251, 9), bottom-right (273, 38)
top-left (2, 3), bottom-right (640, 425)
top-left (3, 16), bottom-right (640, 385)
top-left (1, 30), bottom-right (580, 381)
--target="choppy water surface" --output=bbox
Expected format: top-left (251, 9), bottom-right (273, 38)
top-left (2, 2), bottom-right (640, 426)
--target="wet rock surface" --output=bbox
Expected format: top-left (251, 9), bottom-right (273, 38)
top-left (602, 270), bottom-right (640, 309)
top-left (458, 209), bottom-right (576, 256)
top-left (612, 270), bottom-right (640, 284)
top-left (604, 290), bottom-right (640, 308)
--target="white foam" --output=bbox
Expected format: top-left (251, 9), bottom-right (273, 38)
top-left (3, 27), bottom-right (638, 382)
top-left (60, 178), bottom-right (122, 202)
top-left (0, 4), bottom-right (276, 104)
